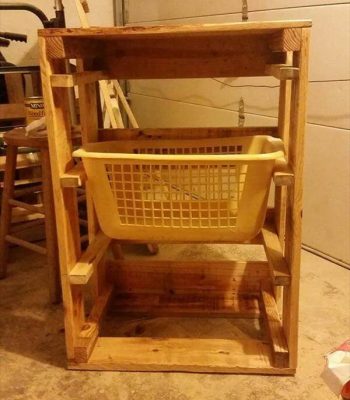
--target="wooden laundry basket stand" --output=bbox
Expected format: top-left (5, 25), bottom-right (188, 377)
top-left (39, 20), bottom-right (311, 374)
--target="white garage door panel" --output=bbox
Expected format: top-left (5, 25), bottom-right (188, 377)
top-left (129, 93), bottom-right (275, 127)
top-left (127, 0), bottom-right (343, 23)
top-left (131, 4), bottom-right (350, 81)
top-left (303, 126), bottom-right (350, 264)
top-left (130, 78), bottom-right (350, 130)
top-left (248, 4), bottom-right (350, 81)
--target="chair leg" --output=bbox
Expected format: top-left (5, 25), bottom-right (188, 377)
top-left (40, 148), bottom-right (61, 303)
top-left (0, 145), bottom-right (17, 278)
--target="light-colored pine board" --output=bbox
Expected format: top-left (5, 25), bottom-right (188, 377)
top-left (69, 337), bottom-right (294, 374)
top-left (39, 21), bottom-right (312, 38)
top-left (69, 231), bottom-right (111, 285)
top-left (40, 37), bottom-right (84, 358)
top-left (265, 64), bottom-right (299, 80)
top-left (60, 162), bottom-right (87, 188)
top-left (50, 71), bottom-right (108, 87)
top-left (261, 289), bottom-right (289, 368)
top-left (283, 27), bottom-right (311, 369)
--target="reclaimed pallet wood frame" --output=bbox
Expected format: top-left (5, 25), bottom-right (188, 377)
top-left (39, 20), bottom-right (311, 374)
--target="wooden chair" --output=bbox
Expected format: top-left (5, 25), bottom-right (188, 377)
top-left (0, 128), bottom-right (60, 303)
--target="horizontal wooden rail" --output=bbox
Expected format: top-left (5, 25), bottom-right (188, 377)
top-left (10, 218), bottom-right (45, 234)
top-left (273, 165), bottom-right (294, 187)
top-left (14, 184), bottom-right (42, 198)
top-left (5, 234), bottom-right (47, 255)
top-left (60, 162), bottom-right (87, 188)
top-left (261, 288), bottom-right (289, 368)
top-left (50, 71), bottom-right (108, 87)
top-left (8, 199), bottom-right (45, 215)
top-left (261, 223), bottom-right (290, 286)
top-left (69, 231), bottom-right (111, 285)
top-left (265, 64), bottom-right (299, 80)
top-left (99, 126), bottom-right (279, 142)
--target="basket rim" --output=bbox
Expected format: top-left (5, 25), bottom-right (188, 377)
top-left (73, 136), bottom-right (285, 162)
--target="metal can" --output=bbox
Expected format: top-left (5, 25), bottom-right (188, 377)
top-left (24, 96), bottom-right (45, 124)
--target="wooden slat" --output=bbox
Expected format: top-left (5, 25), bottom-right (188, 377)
top-left (265, 64), bottom-right (299, 80)
top-left (69, 232), bottom-right (111, 285)
top-left (5, 234), bottom-right (47, 255)
top-left (261, 224), bottom-right (290, 286)
top-left (109, 259), bottom-right (270, 295)
top-left (8, 199), bottom-right (45, 215)
top-left (273, 169), bottom-right (294, 187)
top-left (44, 33), bottom-right (286, 78)
top-left (70, 336), bottom-right (294, 374)
top-left (0, 103), bottom-right (25, 120)
top-left (283, 27), bottom-right (311, 369)
top-left (111, 292), bottom-right (260, 318)
top-left (92, 37), bottom-right (285, 79)
top-left (39, 37), bottom-right (84, 359)
top-left (4, 74), bottom-right (24, 103)
top-left (50, 71), bottom-right (108, 87)
top-left (99, 126), bottom-right (278, 141)
top-left (38, 21), bottom-right (312, 38)
top-left (60, 162), bottom-right (87, 188)
top-left (261, 288), bottom-right (289, 368)
top-left (74, 284), bottom-right (113, 363)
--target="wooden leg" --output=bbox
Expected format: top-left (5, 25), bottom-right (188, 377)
top-left (0, 145), bottom-right (17, 278)
top-left (41, 148), bottom-right (61, 303)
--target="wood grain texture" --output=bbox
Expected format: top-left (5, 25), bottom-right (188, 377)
top-left (261, 224), bottom-right (291, 286)
top-left (109, 259), bottom-right (270, 296)
top-left (110, 292), bottom-right (261, 318)
top-left (261, 288), bottom-right (289, 368)
top-left (39, 37), bottom-right (83, 359)
top-left (38, 21), bottom-right (312, 38)
top-left (99, 127), bottom-right (279, 141)
top-left (69, 337), bottom-right (294, 374)
top-left (283, 28), bottom-right (311, 369)
top-left (69, 232), bottom-right (111, 285)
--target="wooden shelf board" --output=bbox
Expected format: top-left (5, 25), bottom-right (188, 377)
top-left (69, 336), bottom-right (295, 374)
top-left (110, 292), bottom-right (261, 319)
top-left (39, 20), bottom-right (312, 38)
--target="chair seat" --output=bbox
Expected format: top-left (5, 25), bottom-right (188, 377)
top-left (4, 128), bottom-right (48, 148)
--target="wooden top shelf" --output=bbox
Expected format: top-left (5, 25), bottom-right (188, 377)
top-left (38, 20), bottom-right (312, 38)
top-left (40, 20), bottom-right (311, 79)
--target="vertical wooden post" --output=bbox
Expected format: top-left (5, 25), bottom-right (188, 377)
top-left (41, 147), bottom-right (61, 303)
top-left (39, 37), bottom-right (84, 359)
top-left (274, 55), bottom-right (292, 314)
top-left (283, 28), bottom-right (310, 369)
top-left (0, 145), bottom-right (17, 278)
top-left (76, 60), bottom-right (108, 295)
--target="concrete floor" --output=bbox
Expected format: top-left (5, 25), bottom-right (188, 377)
top-left (0, 244), bottom-right (349, 400)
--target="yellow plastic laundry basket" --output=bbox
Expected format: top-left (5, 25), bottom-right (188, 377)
top-left (73, 135), bottom-right (286, 242)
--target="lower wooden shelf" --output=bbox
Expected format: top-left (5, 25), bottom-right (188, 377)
top-left (69, 337), bottom-right (295, 374)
